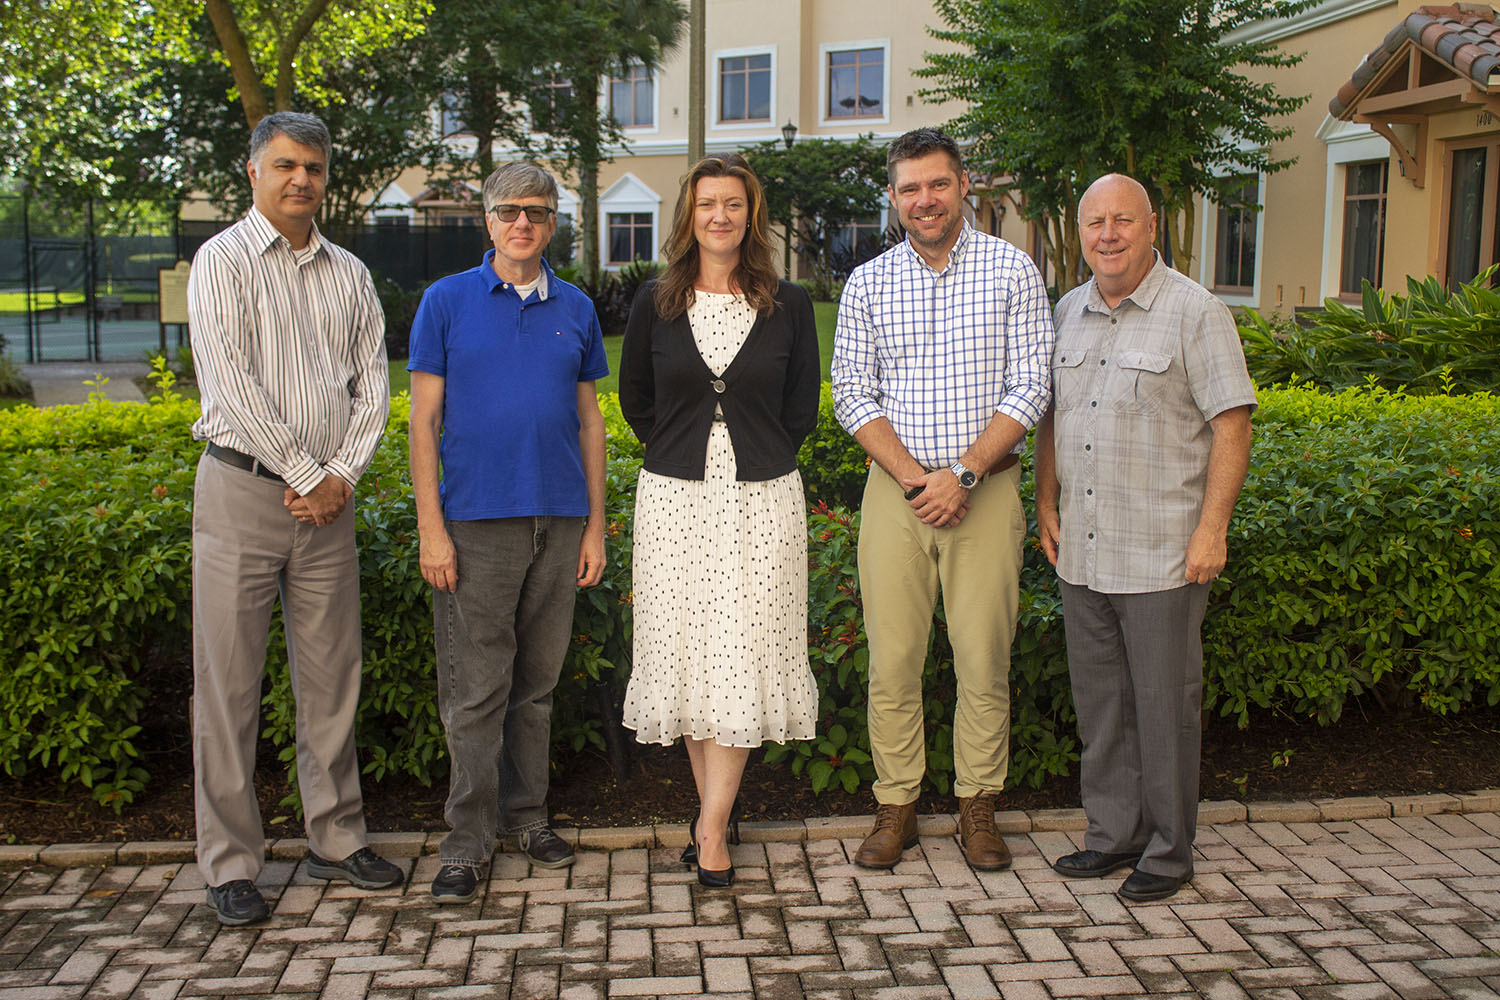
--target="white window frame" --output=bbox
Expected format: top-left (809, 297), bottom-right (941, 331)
top-left (607, 61), bottom-right (659, 134)
top-left (818, 39), bottom-right (892, 128)
top-left (711, 45), bottom-right (777, 130)
top-left (1317, 116), bottom-right (1391, 301)
top-left (598, 172), bottom-right (662, 271)
top-left (1197, 167), bottom-right (1265, 309)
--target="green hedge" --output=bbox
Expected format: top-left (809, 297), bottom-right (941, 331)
top-left (1, 385), bottom-right (1496, 811)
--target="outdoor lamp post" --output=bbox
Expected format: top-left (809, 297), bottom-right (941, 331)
top-left (781, 120), bottom-right (797, 149)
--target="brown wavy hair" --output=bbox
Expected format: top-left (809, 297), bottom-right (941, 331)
top-left (653, 154), bottom-right (781, 321)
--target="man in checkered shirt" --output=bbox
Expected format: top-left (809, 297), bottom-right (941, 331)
top-left (832, 128), bottom-right (1055, 872)
top-left (1036, 174), bottom-right (1255, 903)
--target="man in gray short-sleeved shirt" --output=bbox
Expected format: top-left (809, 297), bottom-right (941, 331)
top-left (1035, 173), bottom-right (1256, 904)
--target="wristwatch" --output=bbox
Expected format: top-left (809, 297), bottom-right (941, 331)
top-left (950, 460), bottom-right (977, 489)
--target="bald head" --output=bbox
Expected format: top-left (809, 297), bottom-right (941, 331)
top-left (1078, 174), bottom-right (1152, 224)
top-left (1078, 173), bottom-right (1158, 307)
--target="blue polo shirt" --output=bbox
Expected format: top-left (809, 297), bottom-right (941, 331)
top-left (407, 252), bottom-right (608, 520)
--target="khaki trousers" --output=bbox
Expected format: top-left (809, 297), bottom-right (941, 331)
top-left (857, 462), bottom-right (1025, 804)
top-left (192, 452), bottom-right (368, 886)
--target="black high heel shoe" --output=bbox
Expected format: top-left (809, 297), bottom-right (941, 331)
top-left (692, 813), bottom-right (735, 888)
top-left (681, 797), bottom-right (741, 864)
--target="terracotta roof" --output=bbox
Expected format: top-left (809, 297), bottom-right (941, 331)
top-left (1331, 3), bottom-right (1500, 117)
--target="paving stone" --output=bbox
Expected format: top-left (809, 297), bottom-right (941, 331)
top-left (804, 816), bottom-right (870, 841)
top-left (1198, 801), bottom-right (1248, 825)
top-left (1029, 809), bottom-right (1087, 832)
top-left (1457, 790), bottom-right (1500, 813)
top-left (1316, 798), bottom-right (1392, 822)
top-left (366, 832), bottom-right (427, 859)
top-left (576, 827), bottom-right (653, 850)
top-left (36, 845), bottom-right (118, 868)
top-left (115, 844), bottom-right (194, 866)
top-left (1247, 801), bottom-right (1322, 823)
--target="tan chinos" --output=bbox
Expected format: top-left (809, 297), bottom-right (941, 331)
top-left (858, 461), bottom-right (1026, 804)
top-left (192, 453), bottom-right (368, 886)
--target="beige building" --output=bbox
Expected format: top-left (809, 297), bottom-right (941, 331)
top-left (371, 0), bottom-right (1025, 277)
top-left (1194, 0), bottom-right (1500, 315)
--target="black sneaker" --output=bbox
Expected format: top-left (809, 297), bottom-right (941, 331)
top-left (205, 879), bottom-right (270, 926)
top-left (305, 847), bottom-right (405, 889)
top-left (518, 827), bottom-right (575, 869)
top-left (430, 863), bottom-right (480, 904)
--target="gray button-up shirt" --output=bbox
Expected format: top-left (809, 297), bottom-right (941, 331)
top-left (1051, 256), bottom-right (1257, 593)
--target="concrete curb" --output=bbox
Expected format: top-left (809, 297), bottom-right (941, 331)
top-left (3, 789), bottom-right (1494, 870)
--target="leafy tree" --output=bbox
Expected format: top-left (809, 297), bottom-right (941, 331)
top-left (0, 0), bottom-right (170, 207)
top-left (741, 135), bottom-right (889, 285)
top-left (155, 0), bottom-right (432, 128)
top-left (920, 0), bottom-right (1310, 293)
top-left (433, 0), bottom-right (686, 282)
top-left (153, 29), bottom-right (451, 242)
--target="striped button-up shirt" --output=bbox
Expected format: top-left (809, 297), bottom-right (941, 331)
top-left (188, 208), bottom-right (390, 497)
top-left (831, 222), bottom-right (1055, 468)
top-left (1051, 256), bottom-right (1257, 593)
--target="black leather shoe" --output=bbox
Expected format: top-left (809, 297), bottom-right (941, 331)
top-left (697, 862), bottom-right (735, 888)
top-left (1118, 869), bottom-right (1189, 902)
top-left (681, 799), bottom-right (742, 865)
top-left (519, 827), bottom-right (576, 868)
top-left (306, 847), bottom-right (405, 889)
top-left (1051, 849), bottom-right (1141, 879)
top-left (430, 864), bottom-right (479, 904)
top-left (205, 879), bottom-right (270, 926)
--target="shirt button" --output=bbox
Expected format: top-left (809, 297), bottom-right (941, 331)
top-left (1084, 444), bottom-right (1091, 451)
top-left (712, 379), bottom-right (726, 393)
top-left (1086, 488), bottom-right (1093, 495)
top-left (1090, 400), bottom-right (1097, 407)
top-left (1110, 318), bottom-right (1117, 325)
top-left (1088, 532), bottom-right (1095, 539)
top-left (1100, 359), bottom-right (1107, 365)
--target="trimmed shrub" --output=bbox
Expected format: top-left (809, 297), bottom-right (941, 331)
top-left (2, 384), bottom-right (1497, 812)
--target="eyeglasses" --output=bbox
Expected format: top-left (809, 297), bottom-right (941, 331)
top-left (490, 204), bottom-right (556, 223)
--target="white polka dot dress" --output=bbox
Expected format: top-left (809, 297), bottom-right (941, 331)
top-left (622, 291), bottom-right (818, 748)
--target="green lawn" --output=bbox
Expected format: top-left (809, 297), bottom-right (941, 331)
top-left (396, 300), bottom-right (836, 399)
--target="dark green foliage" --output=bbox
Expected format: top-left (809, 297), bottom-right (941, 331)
top-left (1240, 266), bottom-right (1500, 395)
top-left (373, 275), bottom-right (426, 361)
top-left (3, 385), bottom-right (1497, 812)
top-left (1210, 386), bottom-right (1500, 724)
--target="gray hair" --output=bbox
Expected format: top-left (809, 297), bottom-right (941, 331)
top-left (249, 112), bottom-right (332, 166)
top-left (482, 162), bottom-right (559, 212)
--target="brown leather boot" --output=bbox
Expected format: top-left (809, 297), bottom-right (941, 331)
top-left (853, 802), bottom-right (918, 869)
top-left (957, 792), bottom-right (1011, 871)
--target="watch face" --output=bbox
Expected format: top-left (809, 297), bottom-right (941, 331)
top-left (960, 472), bottom-right (977, 488)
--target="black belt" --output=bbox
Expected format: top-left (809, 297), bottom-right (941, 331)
top-left (207, 442), bottom-right (286, 483)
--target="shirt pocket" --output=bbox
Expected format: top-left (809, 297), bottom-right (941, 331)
top-left (1052, 348), bottom-right (1090, 412)
top-left (1112, 350), bottom-right (1173, 414)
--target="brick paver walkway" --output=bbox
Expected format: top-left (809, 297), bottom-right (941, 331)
top-left (3, 806), bottom-right (1499, 999)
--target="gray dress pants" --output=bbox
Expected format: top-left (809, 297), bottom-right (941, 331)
top-left (192, 453), bottom-right (368, 887)
top-left (1058, 580), bottom-right (1211, 879)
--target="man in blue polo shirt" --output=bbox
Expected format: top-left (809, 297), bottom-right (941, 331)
top-left (407, 162), bottom-right (608, 904)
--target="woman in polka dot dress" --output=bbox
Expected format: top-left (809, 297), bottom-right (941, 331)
top-left (618, 154), bottom-right (821, 887)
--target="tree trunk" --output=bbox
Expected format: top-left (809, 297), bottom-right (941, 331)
top-left (203, 0), bottom-right (269, 127)
top-left (274, 0), bottom-right (334, 112)
top-left (576, 71), bottom-right (603, 285)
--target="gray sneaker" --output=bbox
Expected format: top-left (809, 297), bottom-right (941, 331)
top-left (518, 827), bottom-right (575, 868)
top-left (305, 847), bottom-right (405, 889)
top-left (205, 879), bottom-right (270, 926)
top-left (430, 863), bottom-right (480, 904)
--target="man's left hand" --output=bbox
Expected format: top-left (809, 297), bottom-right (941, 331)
top-left (577, 524), bottom-right (606, 587)
top-left (285, 475), bottom-right (352, 527)
top-left (900, 469), bottom-right (970, 528)
top-left (1185, 525), bottom-right (1227, 584)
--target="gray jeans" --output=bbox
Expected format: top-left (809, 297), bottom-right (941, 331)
top-left (436, 516), bottom-right (583, 868)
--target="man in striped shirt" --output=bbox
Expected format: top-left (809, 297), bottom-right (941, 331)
top-left (832, 128), bottom-right (1055, 872)
top-left (187, 111), bottom-right (400, 927)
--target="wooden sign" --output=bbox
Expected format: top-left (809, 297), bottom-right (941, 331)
top-left (158, 261), bottom-right (191, 325)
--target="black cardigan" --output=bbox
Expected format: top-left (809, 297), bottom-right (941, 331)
top-left (618, 279), bottom-right (821, 481)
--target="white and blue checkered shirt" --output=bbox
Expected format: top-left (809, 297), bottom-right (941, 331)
top-left (831, 222), bottom-right (1055, 468)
